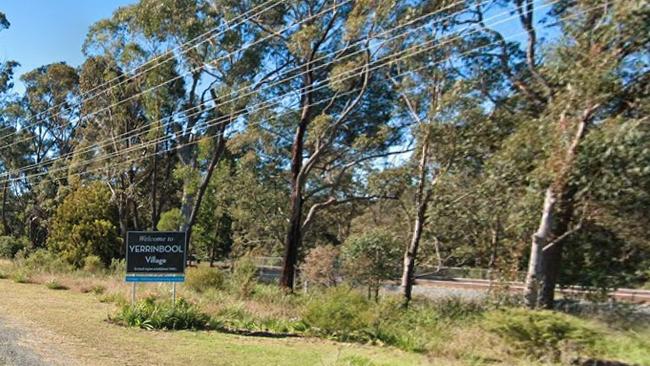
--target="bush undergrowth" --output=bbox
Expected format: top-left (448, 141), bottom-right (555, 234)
top-left (484, 308), bottom-right (598, 362)
top-left (185, 267), bottom-right (225, 293)
top-left (111, 297), bottom-right (211, 330)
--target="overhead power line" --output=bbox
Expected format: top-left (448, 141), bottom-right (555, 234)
top-left (0, 0), bottom-right (348, 149)
top-left (0, 0), bottom-right (285, 142)
top-left (0, 0), bottom-right (528, 170)
top-left (1, 0), bottom-right (584, 187)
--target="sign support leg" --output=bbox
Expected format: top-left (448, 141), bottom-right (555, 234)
top-left (172, 282), bottom-right (176, 307)
top-left (131, 282), bottom-right (136, 305)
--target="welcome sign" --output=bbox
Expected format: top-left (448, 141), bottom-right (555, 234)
top-left (126, 231), bottom-right (187, 276)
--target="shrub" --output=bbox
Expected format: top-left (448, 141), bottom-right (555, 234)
top-left (45, 279), bottom-right (69, 290)
top-left (432, 296), bottom-right (485, 321)
top-left (341, 229), bottom-right (401, 300)
top-left (20, 249), bottom-right (71, 273)
top-left (109, 258), bottom-right (126, 275)
top-left (98, 292), bottom-right (127, 305)
top-left (0, 236), bottom-right (29, 259)
top-left (0, 270), bottom-right (7, 279)
top-left (111, 297), bottom-right (211, 330)
top-left (365, 298), bottom-right (443, 352)
top-left (11, 268), bottom-right (31, 283)
top-left (47, 182), bottom-right (121, 267)
top-left (300, 244), bottom-right (339, 288)
top-left (83, 255), bottom-right (105, 274)
top-left (185, 267), bottom-right (225, 293)
top-left (157, 208), bottom-right (183, 231)
top-left (484, 308), bottom-right (598, 361)
top-left (80, 284), bottom-right (106, 295)
top-left (302, 286), bottom-right (372, 341)
top-left (229, 256), bottom-right (258, 298)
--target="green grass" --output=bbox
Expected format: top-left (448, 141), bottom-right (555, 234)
top-left (0, 260), bottom-right (647, 366)
top-left (0, 279), bottom-right (429, 366)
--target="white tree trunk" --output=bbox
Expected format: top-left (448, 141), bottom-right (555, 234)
top-left (524, 187), bottom-right (556, 308)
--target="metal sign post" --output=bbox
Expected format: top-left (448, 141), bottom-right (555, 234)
top-left (172, 283), bottom-right (177, 307)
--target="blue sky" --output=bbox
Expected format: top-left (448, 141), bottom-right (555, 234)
top-left (0, 0), bottom-right (136, 93)
top-left (1, 0), bottom-right (558, 95)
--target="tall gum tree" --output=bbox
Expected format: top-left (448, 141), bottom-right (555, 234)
top-left (83, 0), bottom-right (266, 250)
top-left (236, 0), bottom-right (417, 290)
top-left (522, 0), bottom-right (649, 308)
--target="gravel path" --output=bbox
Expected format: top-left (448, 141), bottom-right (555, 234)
top-left (0, 317), bottom-right (49, 366)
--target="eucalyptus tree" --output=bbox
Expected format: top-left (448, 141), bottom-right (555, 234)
top-left (15, 64), bottom-right (81, 164)
top-left (517, 0), bottom-right (650, 308)
top-left (1, 63), bottom-right (80, 246)
top-left (76, 55), bottom-right (152, 238)
top-left (232, 0), bottom-right (429, 290)
top-left (0, 13), bottom-right (24, 235)
top-left (82, 0), bottom-right (266, 249)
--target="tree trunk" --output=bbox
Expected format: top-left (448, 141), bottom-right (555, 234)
top-left (401, 141), bottom-right (431, 306)
top-left (524, 187), bottom-right (557, 308)
top-left (117, 197), bottom-right (128, 243)
top-left (2, 180), bottom-right (11, 236)
top-left (539, 185), bottom-right (576, 308)
top-left (280, 72), bottom-right (312, 291)
top-left (180, 134), bottom-right (226, 253)
top-left (488, 216), bottom-right (500, 269)
top-left (280, 155), bottom-right (304, 290)
top-left (524, 106), bottom-right (595, 309)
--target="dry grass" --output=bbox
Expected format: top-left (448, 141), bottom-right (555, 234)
top-left (0, 278), bottom-right (430, 366)
top-left (1, 260), bottom-right (647, 366)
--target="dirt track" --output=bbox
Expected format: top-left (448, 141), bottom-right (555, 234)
top-left (0, 316), bottom-right (46, 366)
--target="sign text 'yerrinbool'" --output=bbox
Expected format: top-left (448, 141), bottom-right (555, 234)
top-left (126, 231), bottom-right (186, 274)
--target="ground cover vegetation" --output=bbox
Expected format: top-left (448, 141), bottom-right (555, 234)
top-left (0, 258), bottom-right (648, 365)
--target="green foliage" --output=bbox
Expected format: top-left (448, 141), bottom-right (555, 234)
top-left (11, 269), bottom-right (31, 283)
top-left (0, 236), bottom-right (29, 259)
top-left (157, 208), bottom-right (183, 231)
top-left (193, 160), bottom-right (234, 262)
top-left (431, 297), bottom-right (485, 321)
top-left (303, 286), bottom-right (372, 341)
top-left (98, 292), bottom-right (127, 305)
top-left (47, 182), bottom-right (121, 268)
top-left (112, 297), bottom-right (211, 330)
top-left (83, 255), bottom-right (105, 274)
top-left (0, 12), bottom-right (9, 30)
top-left (109, 258), bottom-right (126, 275)
top-left (185, 266), bottom-right (225, 293)
top-left (45, 279), bottom-right (69, 290)
top-left (341, 229), bottom-right (401, 299)
top-left (485, 309), bottom-right (598, 361)
top-left (81, 284), bottom-right (106, 295)
top-left (19, 249), bottom-right (71, 273)
top-left (213, 303), bottom-right (307, 335)
top-left (229, 256), bottom-right (258, 298)
top-left (302, 287), bottom-right (452, 352)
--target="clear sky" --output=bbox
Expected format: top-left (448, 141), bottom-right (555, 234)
top-left (1, 0), bottom-right (558, 95)
top-left (0, 0), bottom-right (136, 93)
